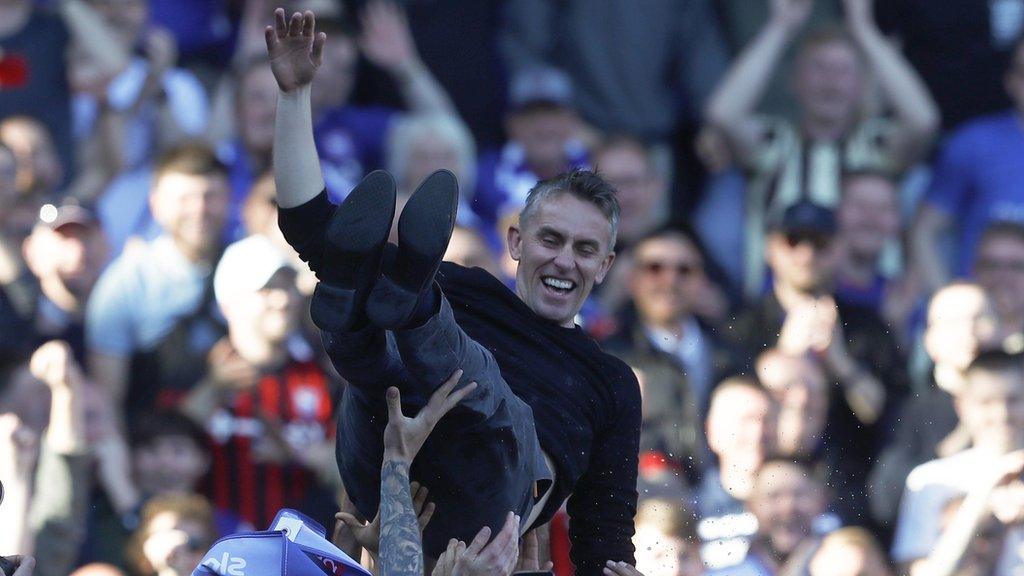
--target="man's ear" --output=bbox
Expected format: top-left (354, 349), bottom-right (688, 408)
top-left (594, 251), bottom-right (616, 285)
top-left (507, 225), bottom-right (523, 262)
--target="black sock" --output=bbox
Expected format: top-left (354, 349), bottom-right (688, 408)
top-left (405, 283), bottom-right (441, 328)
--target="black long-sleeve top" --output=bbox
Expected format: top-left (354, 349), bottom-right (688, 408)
top-left (437, 262), bottom-right (642, 575)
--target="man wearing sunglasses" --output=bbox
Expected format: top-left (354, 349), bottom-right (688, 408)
top-left (603, 228), bottom-right (736, 480)
top-left (728, 199), bottom-right (908, 527)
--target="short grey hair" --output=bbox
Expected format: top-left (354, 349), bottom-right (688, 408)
top-left (519, 169), bottom-right (620, 249)
top-left (386, 113), bottom-right (477, 193)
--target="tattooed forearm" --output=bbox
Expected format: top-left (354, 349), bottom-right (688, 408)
top-left (378, 459), bottom-right (424, 576)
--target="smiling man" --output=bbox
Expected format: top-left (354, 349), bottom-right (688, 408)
top-left (264, 9), bottom-right (640, 575)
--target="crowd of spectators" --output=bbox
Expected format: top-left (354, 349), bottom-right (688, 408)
top-left (4, 0), bottom-right (1024, 574)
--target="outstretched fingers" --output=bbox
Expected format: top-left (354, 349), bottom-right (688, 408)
top-left (311, 31), bottom-right (326, 67)
top-left (274, 7), bottom-right (288, 37)
top-left (301, 10), bottom-right (315, 36)
top-left (424, 369), bottom-right (478, 421)
top-left (288, 11), bottom-right (303, 36)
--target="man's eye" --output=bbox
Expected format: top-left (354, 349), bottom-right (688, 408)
top-left (542, 236), bottom-right (558, 246)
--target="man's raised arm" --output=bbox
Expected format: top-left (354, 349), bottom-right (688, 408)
top-left (842, 0), bottom-right (938, 167)
top-left (266, 9), bottom-right (327, 209)
top-left (703, 0), bottom-right (812, 164)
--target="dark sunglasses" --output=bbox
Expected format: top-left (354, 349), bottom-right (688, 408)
top-left (639, 260), bottom-right (700, 277)
top-left (784, 231), bottom-right (832, 250)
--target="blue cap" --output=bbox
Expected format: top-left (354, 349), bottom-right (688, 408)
top-left (769, 200), bottom-right (837, 236)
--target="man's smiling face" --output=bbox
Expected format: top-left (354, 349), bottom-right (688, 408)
top-left (508, 192), bottom-right (615, 327)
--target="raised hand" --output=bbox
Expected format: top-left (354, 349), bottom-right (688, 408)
top-left (359, 1), bottom-right (420, 75)
top-left (207, 338), bottom-right (260, 391)
top-left (453, 513), bottom-right (521, 576)
top-left (770, 0), bottom-right (813, 34)
top-left (29, 340), bottom-right (83, 391)
top-left (265, 8), bottom-right (327, 92)
top-left (336, 481), bottom-right (436, 555)
top-left (383, 370), bottom-right (477, 464)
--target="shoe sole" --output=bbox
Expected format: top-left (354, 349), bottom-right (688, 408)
top-left (325, 170), bottom-right (397, 260)
top-left (367, 169), bottom-right (458, 328)
top-left (312, 170), bottom-right (396, 332)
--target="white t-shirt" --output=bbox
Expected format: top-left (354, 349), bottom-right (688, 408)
top-left (892, 447), bottom-right (1024, 574)
top-left (85, 235), bottom-right (213, 357)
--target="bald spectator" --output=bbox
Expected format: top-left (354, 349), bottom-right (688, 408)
top-left (696, 377), bottom-right (776, 569)
top-left (603, 228), bottom-right (736, 475)
top-left (974, 222), bottom-right (1024, 346)
top-left (86, 144), bottom-right (228, 420)
top-left (913, 36), bottom-right (1024, 292)
top-left (870, 283), bottom-right (1001, 528)
top-left (706, 0), bottom-right (938, 299)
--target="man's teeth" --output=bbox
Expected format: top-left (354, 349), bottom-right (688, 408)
top-left (543, 277), bottom-right (576, 290)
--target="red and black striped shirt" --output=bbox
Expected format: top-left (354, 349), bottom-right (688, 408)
top-left (204, 360), bottom-right (335, 528)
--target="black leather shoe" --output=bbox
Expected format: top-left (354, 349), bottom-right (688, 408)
top-left (366, 169), bottom-right (458, 329)
top-left (310, 170), bottom-right (396, 332)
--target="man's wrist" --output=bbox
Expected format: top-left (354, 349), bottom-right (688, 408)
top-left (278, 84), bottom-right (313, 102)
top-left (382, 452), bottom-right (413, 466)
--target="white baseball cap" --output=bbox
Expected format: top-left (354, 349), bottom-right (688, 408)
top-left (214, 235), bottom-right (296, 307)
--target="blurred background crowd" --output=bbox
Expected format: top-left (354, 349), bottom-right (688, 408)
top-left (3, 0), bottom-right (1024, 574)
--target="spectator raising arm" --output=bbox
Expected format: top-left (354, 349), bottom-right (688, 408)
top-left (26, 342), bottom-right (94, 576)
top-left (841, 0), bottom-right (938, 166)
top-left (912, 450), bottom-right (1024, 576)
top-left (359, 1), bottom-right (456, 116)
top-left (704, 0), bottom-right (812, 163)
top-left (377, 373), bottom-right (477, 576)
top-left (57, 0), bottom-right (130, 81)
